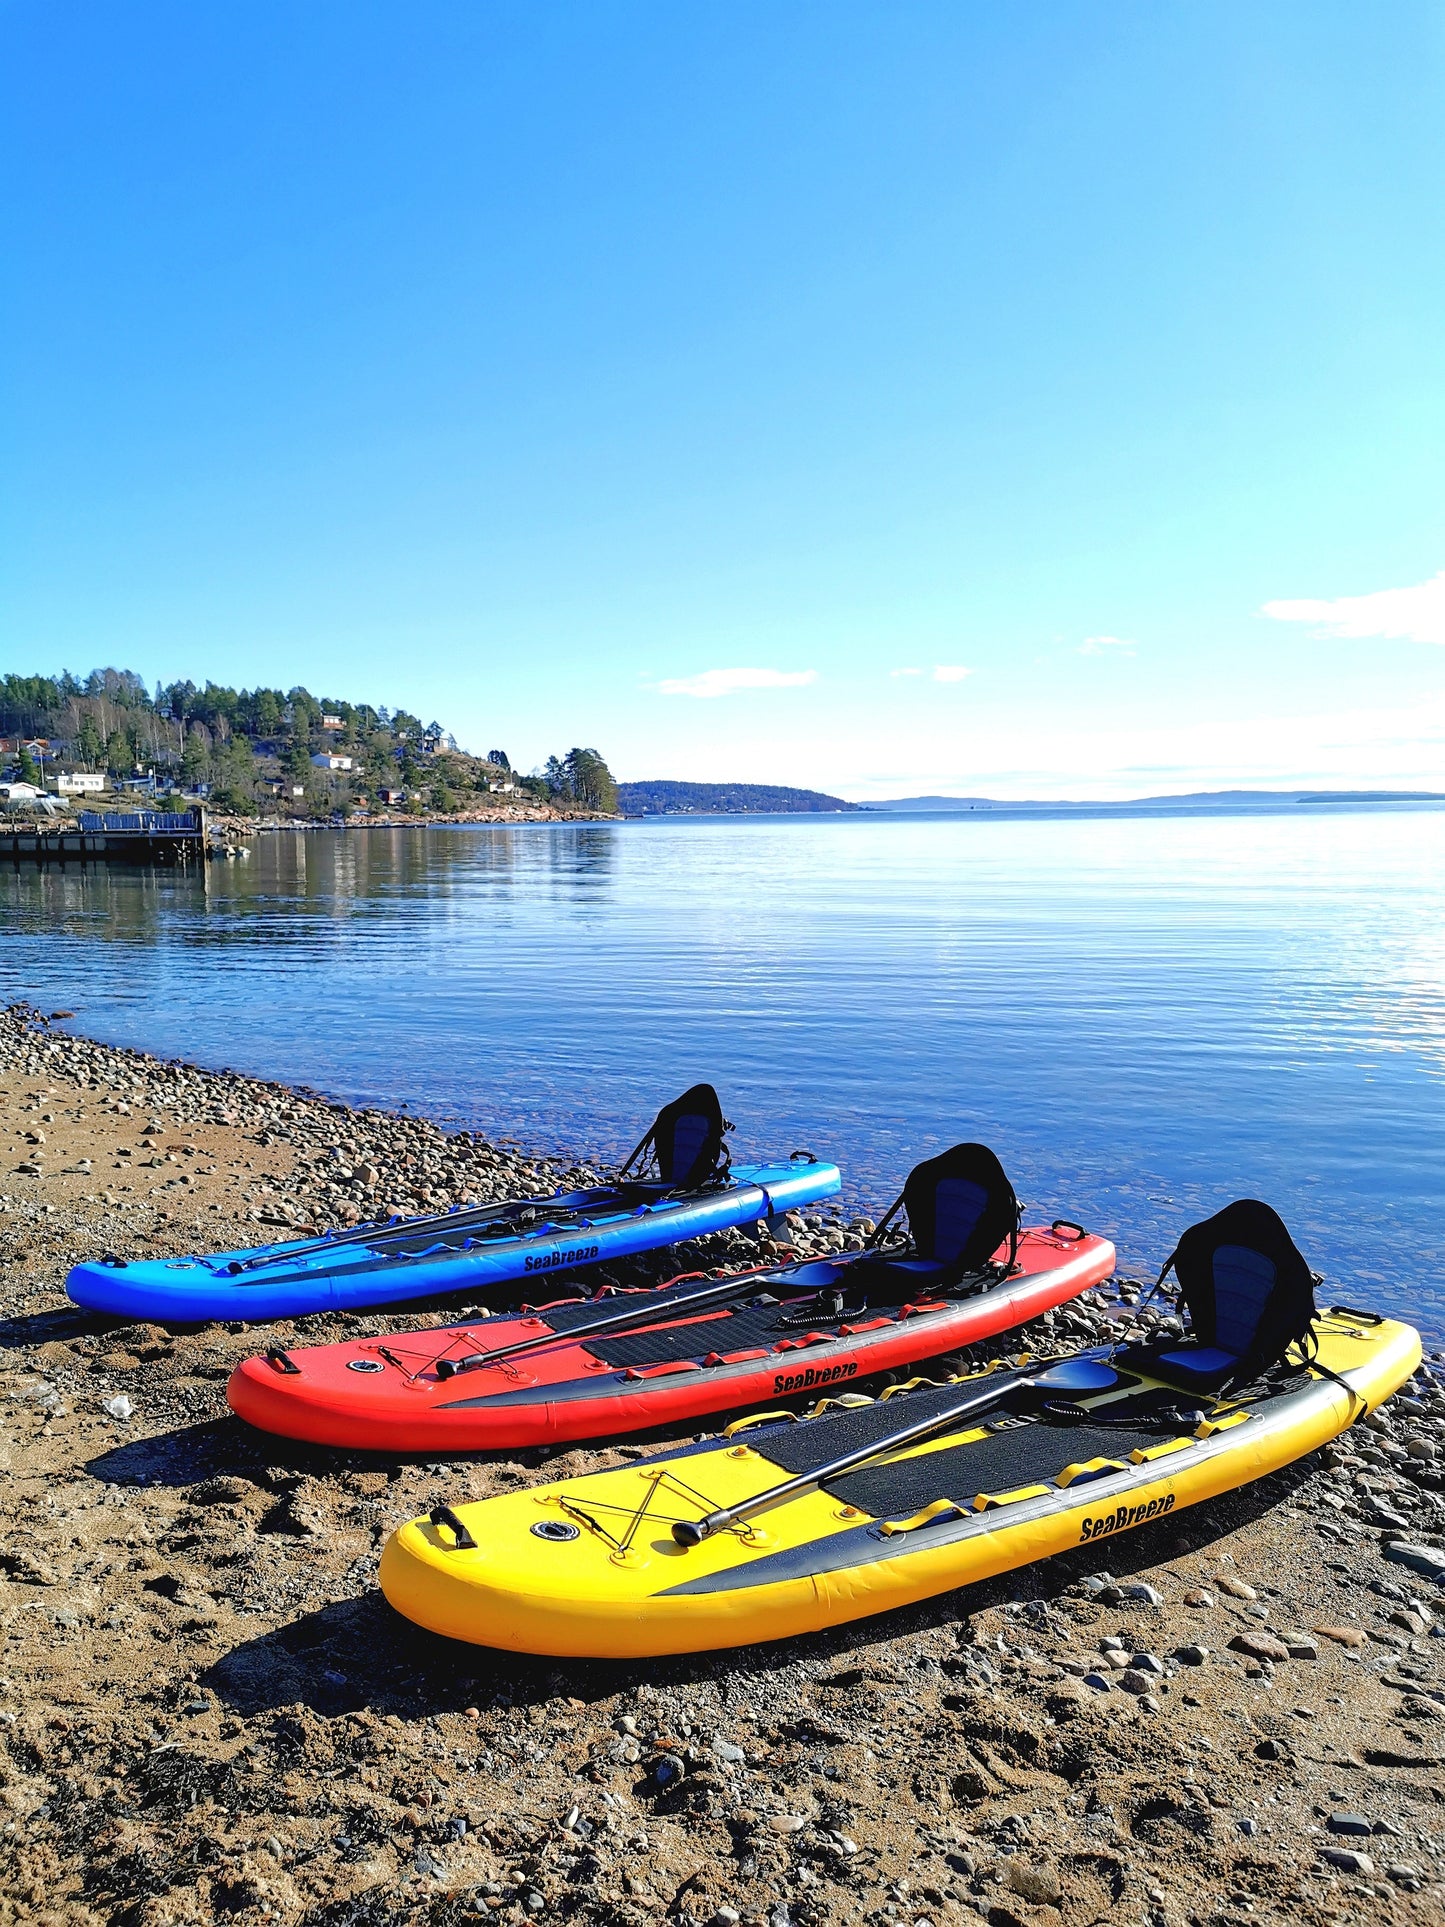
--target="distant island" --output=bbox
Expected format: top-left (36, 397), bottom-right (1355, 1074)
top-left (617, 780), bottom-right (859, 816)
top-left (865, 788), bottom-right (1445, 812)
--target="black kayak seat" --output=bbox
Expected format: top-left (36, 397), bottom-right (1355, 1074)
top-left (901, 1143), bottom-right (1021, 1280)
top-left (1152, 1201), bottom-right (1316, 1389)
top-left (620, 1083), bottom-right (731, 1192)
top-left (855, 1143), bottom-right (1020, 1297)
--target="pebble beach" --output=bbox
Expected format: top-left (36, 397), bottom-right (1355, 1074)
top-left (2, 1002), bottom-right (1443, 1927)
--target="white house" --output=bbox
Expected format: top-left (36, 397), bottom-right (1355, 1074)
top-left (311, 752), bottom-right (353, 771)
top-left (56, 771), bottom-right (107, 795)
top-left (0, 781), bottom-right (44, 801)
top-left (320, 714), bottom-right (344, 730)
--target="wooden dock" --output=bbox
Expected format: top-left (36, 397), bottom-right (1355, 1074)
top-left (0, 807), bottom-right (207, 866)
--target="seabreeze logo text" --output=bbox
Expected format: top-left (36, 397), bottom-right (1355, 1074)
top-left (523, 1244), bottom-right (601, 1273)
top-left (1080, 1492), bottom-right (1176, 1541)
top-left (773, 1361), bottom-right (858, 1394)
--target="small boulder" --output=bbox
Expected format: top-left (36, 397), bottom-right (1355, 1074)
top-left (1390, 1609), bottom-right (1430, 1635)
top-left (1230, 1631), bottom-right (1290, 1663)
top-left (1315, 1624), bottom-right (1369, 1649)
top-left (1121, 1582), bottom-right (1164, 1606)
top-left (1320, 1847), bottom-right (1375, 1876)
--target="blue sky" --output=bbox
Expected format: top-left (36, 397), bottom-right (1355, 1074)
top-left (3, 4), bottom-right (1444, 798)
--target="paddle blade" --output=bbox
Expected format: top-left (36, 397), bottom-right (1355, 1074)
top-left (1034, 1358), bottom-right (1120, 1394)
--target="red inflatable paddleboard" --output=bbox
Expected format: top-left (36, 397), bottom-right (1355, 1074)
top-left (228, 1223), bottom-right (1115, 1452)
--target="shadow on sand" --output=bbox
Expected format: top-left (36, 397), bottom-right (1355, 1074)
top-left (201, 1456), bottom-right (1320, 1723)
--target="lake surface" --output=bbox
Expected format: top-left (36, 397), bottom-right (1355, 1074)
top-left (4, 807), bottom-right (1444, 1341)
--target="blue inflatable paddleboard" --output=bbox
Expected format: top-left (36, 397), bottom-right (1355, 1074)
top-left (66, 1159), bottom-right (842, 1323)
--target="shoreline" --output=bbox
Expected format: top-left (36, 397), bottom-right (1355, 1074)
top-left (206, 805), bottom-right (618, 841)
top-left (1, 1005), bottom-right (1443, 1925)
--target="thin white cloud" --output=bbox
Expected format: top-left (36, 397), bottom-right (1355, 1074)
top-left (889, 667), bottom-right (924, 678)
top-left (1261, 571), bottom-right (1445, 646)
top-left (932, 665), bottom-right (973, 683)
top-left (654, 666), bottom-right (818, 699)
top-left (1079, 635), bottom-right (1137, 657)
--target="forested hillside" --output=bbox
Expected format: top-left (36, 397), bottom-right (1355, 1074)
top-left (617, 779), bottom-right (857, 815)
top-left (0, 668), bottom-right (616, 816)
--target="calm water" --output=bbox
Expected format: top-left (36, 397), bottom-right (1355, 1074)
top-left (4, 808), bottom-right (1444, 1340)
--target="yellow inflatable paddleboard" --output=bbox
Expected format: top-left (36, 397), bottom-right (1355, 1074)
top-left (379, 1307), bottom-right (1421, 1659)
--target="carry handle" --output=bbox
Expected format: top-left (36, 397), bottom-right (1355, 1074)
top-left (428, 1503), bottom-right (477, 1551)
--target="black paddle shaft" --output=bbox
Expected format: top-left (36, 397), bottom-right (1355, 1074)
top-left (434, 1261), bottom-right (798, 1376)
top-left (671, 1354), bottom-right (1119, 1545)
top-left (225, 1191), bottom-right (601, 1275)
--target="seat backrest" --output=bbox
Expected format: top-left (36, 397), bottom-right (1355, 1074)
top-left (901, 1143), bottom-right (1020, 1278)
top-left (1167, 1199), bottom-right (1316, 1377)
top-left (633, 1083), bottom-right (729, 1189)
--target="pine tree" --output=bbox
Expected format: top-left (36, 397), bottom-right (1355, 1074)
top-left (562, 748), bottom-right (617, 813)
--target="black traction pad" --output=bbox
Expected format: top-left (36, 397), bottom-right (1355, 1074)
top-left (820, 1419), bottom-right (1187, 1520)
top-left (584, 1301), bottom-right (839, 1369)
top-left (754, 1380), bottom-right (1027, 1476)
top-left (506, 1275), bottom-right (776, 1337)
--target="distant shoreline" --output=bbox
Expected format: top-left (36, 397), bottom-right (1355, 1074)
top-left (612, 782), bottom-right (1445, 819)
top-left (861, 786), bottom-right (1445, 813)
top-left (202, 788), bottom-right (1445, 838)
